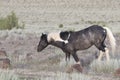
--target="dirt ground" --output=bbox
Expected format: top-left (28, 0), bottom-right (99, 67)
top-left (0, 0), bottom-right (120, 80)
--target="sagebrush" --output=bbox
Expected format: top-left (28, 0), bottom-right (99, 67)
top-left (0, 11), bottom-right (24, 30)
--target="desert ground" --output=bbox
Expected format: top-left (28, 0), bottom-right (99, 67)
top-left (0, 0), bottom-right (120, 80)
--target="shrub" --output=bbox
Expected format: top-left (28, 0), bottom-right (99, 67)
top-left (0, 11), bottom-right (24, 30)
top-left (58, 24), bottom-right (63, 28)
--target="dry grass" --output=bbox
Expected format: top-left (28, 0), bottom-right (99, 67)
top-left (0, 69), bottom-right (20, 80)
top-left (90, 59), bottom-right (120, 73)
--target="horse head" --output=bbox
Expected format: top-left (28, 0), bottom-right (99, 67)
top-left (37, 33), bottom-right (49, 52)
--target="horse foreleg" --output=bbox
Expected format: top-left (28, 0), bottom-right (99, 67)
top-left (68, 53), bottom-right (70, 61)
top-left (71, 52), bottom-right (83, 72)
top-left (72, 53), bottom-right (80, 64)
top-left (65, 53), bottom-right (70, 61)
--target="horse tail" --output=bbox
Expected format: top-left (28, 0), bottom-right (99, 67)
top-left (104, 27), bottom-right (116, 54)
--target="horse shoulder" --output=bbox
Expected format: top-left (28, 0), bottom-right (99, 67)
top-left (64, 43), bottom-right (75, 52)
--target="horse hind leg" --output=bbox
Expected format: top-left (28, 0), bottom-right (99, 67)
top-left (98, 50), bottom-right (104, 61)
top-left (98, 47), bottom-right (110, 61)
top-left (96, 42), bottom-right (110, 61)
top-left (105, 47), bottom-right (110, 61)
top-left (98, 46), bottom-right (110, 61)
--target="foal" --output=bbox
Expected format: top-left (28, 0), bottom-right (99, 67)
top-left (37, 25), bottom-right (116, 68)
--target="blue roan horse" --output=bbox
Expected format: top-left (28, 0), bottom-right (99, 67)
top-left (37, 25), bottom-right (116, 67)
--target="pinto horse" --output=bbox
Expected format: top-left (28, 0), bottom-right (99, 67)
top-left (37, 25), bottom-right (116, 66)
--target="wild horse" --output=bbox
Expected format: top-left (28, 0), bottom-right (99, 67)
top-left (37, 25), bottom-right (116, 71)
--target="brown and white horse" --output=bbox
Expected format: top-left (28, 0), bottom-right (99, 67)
top-left (37, 25), bottom-right (116, 70)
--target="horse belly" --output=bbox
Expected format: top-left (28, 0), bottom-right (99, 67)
top-left (74, 40), bottom-right (92, 50)
top-left (75, 43), bottom-right (92, 50)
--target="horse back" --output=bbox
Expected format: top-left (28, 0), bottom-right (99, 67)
top-left (67, 25), bottom-right (106, 50)
top-left (70, 25), bottom-right (106, 40)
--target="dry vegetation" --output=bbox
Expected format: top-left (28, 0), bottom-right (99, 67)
top-left (0, 0), bottom-right (120, 80)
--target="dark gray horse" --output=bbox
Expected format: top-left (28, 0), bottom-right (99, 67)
top-left (37, 25), bottom-right (116, 67)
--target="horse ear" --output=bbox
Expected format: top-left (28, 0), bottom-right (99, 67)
top-left (42, 33), bottom-right (47, 37)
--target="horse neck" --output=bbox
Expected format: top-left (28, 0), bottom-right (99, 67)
top-left (50, 41), bottom-right (64, 49)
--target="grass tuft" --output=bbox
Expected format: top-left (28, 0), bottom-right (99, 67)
top-left (40, 72), bottom-right (91, 80)
top-left (90, 59), bottom-right (120, 73)
top-left (0, 69), bottom-right (20, 80)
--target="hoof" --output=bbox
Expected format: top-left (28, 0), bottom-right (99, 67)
top-left (72, 64), bottom-right (83, 73)
top-left (66, 64), bottom-right (83, 73)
